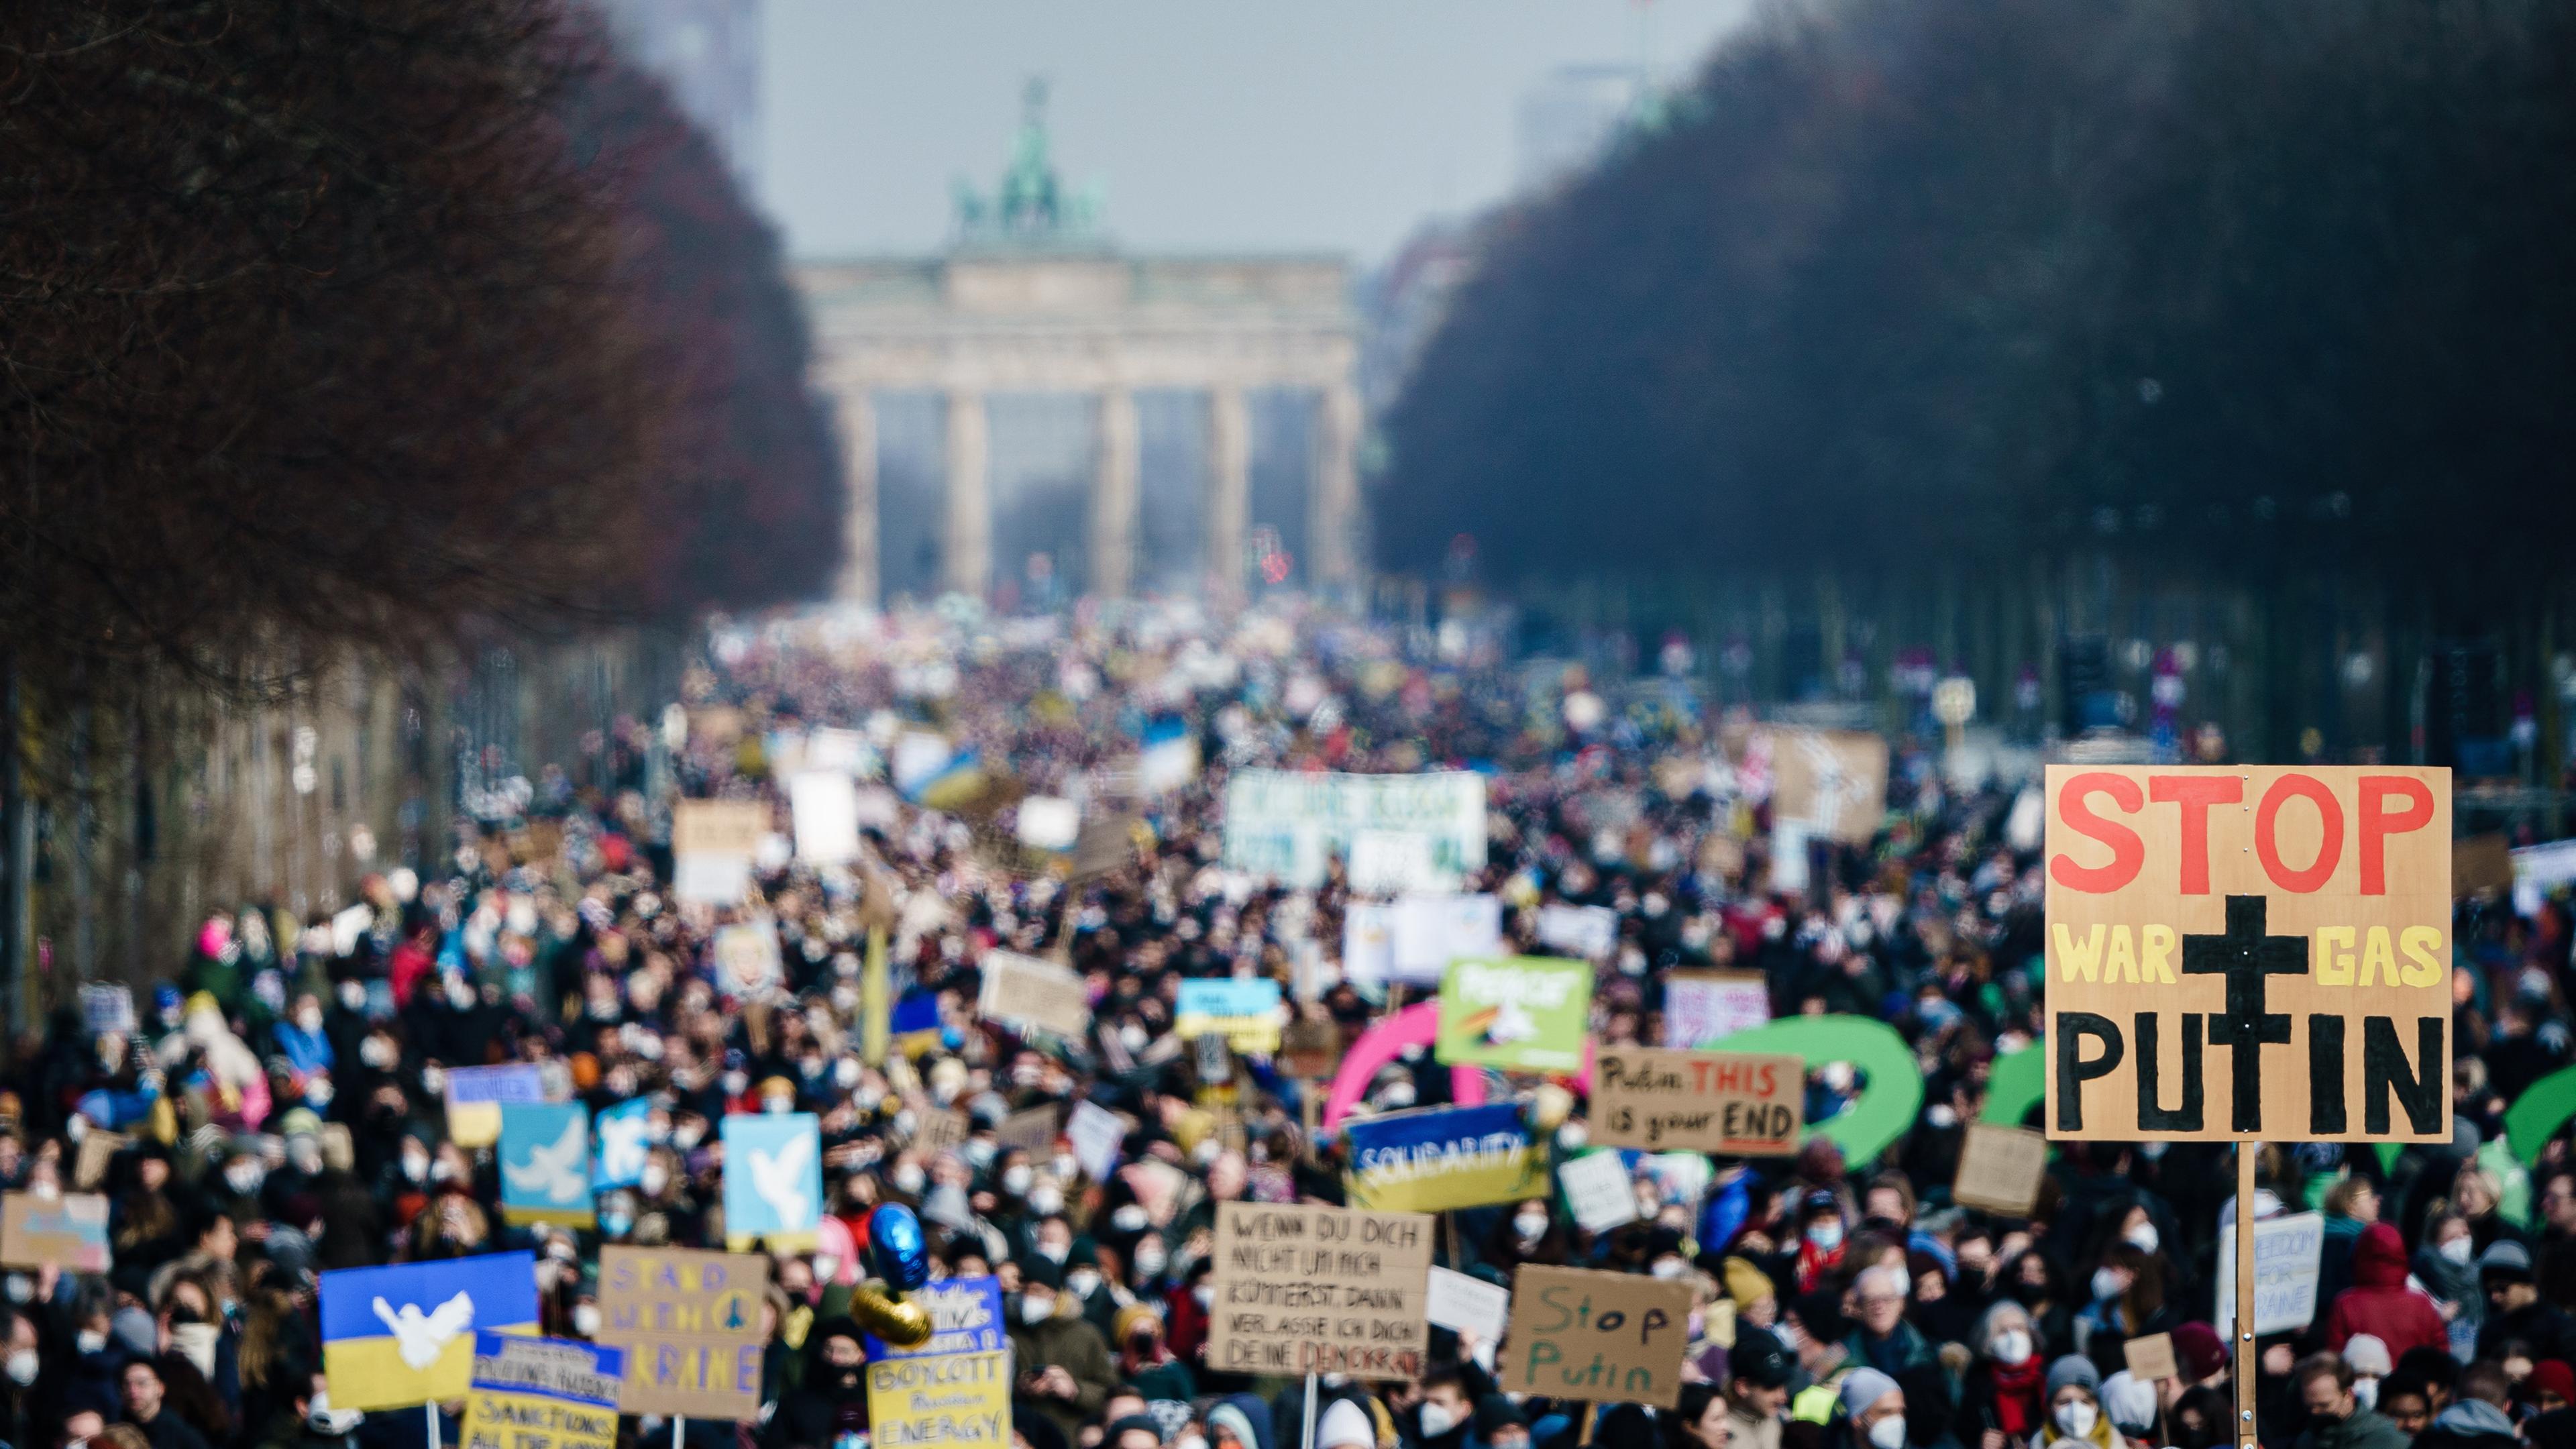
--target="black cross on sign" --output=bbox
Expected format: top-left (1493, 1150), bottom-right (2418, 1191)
top-left (2182, 894), bottom-right (2308, 1132)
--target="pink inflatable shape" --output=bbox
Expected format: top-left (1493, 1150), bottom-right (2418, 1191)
top-left (1320, 1005), bottom-right (1599, 1130)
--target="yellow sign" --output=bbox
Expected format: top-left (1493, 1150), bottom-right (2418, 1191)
top-left (865, 1350), bottom-right (1012, 1449)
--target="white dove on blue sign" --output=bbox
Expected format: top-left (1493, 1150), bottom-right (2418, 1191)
top-left (722, 1112), bottom-right (823, 1242)
top-left (592, 1101), bottom-right (649, 1189)
top-left (372, 1291), bottom-right (474, 1371)
top-left (747, 1126), bottom-right (816, 1226)
top-left (502, 1114), bottom-right (588, 1203)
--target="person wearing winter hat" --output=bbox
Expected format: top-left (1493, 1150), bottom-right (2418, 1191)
top-left (1725, 1327), bottom-right (1792, 1449)
top-left (2099, 1372), bottom-right (2159, 1443)
top-left (2169, 1322), bottom-right (2230, 1390)
top-left (2323, 1224), bottom-right (2447, 1361)
top-left (1957, 1302), bottom-right (2046, 1449)
top-left (2529, 1361), bottom-right (2576, 1415)
top-left (1008, 1256), bottom-right (1116, 1445)
top-left (1837, 1368), bottom-right (1908, 1449)
top-left (2477, 1240), bottom-right (2576, 1363)
top-left (1318, 1398), bottom-right (1376, 1449)
top-left (2339, 1336), bottom-right (2392, 1411)
top-left (2041, 1356), bottom-right (2120, 1449)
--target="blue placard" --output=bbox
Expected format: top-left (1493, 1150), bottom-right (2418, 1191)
top-left (721, 1113), bottom-right (822, 1244)
top-left (319, 1252), bottom-right (539, 1411)
top-left (500, 1103), bottom-right (592, 1224)
top-left (467, 1331), bottom-right (625, 1406)
top-left (1340, 1102), bottom-right (1547, 1214)
top-left (591, 1098), bottom-right (651, 1191)
top-left (446, 1063), bottom-right (547, 1104)
top-left (1176, 979), bottom-right (1283, 1019)
top-left (865, 1273), bottom-right (1004, 1362)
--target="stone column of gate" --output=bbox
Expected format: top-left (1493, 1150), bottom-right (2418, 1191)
top-left (942, 386), bottom-right (991, 598)
top-left (1205, 384), bottom-right (1250, 602)
top-left (1090, 386), bottom-right (1140, 598)
top-left (833, 388), bottom-right (880, 602)
top-left (1309, 380), bottom-right (1361, 590)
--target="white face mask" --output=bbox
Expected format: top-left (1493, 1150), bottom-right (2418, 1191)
top-left (1807, 1220), bottom-right (1844, 1250)
top-left (76, 1330), bottom-right (107, 1355)
top-left (2353, 1379), bottom-right (2378, 1409)
top-left (1651, 1257), bottom-right (1686, 1280)
top-left (1515, 1211), bottom-right (1549, 1242)
top-left (573, 1303), bottom-right (602, 1337)
top-left (2440, 1236), bottom-right (2474, 1265)
top-left (1028, 1186), bottom-right (1065, 1216)
top-left (1991, 1330), bottom-right (2033, 1366)
top-left (3, 1350), bottom-right (35, 1386)
top-left (892, 1165), bottom-right (926, 1195)
top-left (1134, 1244), bottom-right (1167, 1277)
top-left (2125, 1223), bottom-right (2160, 1255)
top-left (1037, 1242), bottom-right (1069, 1264)
top-left (1067, 1269), bottom-right (1102, 1297)
top-left (1020, 1295), bottom-right (1056, 1325)
top-left (1418, 1402), bottom-right (1460, 1438)
top-left (1112, 1205), bottom-right (1149, 1232)
top-left (2056, 1402), bottom-right (2097, 1438)
top-left (1193, 1285), bottom-right (1215, 1308)
top-left (1002, 1164), bottom-right (1034, 1195)
top-left (2090, 1267), bottom-right (2127, 1303)
top-left (1868, 1415), bottom-right (1908, 1449)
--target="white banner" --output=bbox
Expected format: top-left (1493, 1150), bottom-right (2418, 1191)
top-left (1223, 769), bottom-right (1486, 890)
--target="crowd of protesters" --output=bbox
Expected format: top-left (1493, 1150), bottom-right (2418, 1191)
top-left (1, 598), bottom-right (2571, 1449)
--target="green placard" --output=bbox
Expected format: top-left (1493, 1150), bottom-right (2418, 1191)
top-left (1436, 956), bottom-right (1593, 1072)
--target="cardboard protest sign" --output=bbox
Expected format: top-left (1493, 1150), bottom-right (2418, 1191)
top-left (1069, 815), bottom-right (1140, 881)
top-left (868, 1352), bottom-right (1010, 1449)
top-left (594, 1246), bottom-right (767, 1419)
top-left (2043, 766), bottom-right (2452, 1142)
top-left (74, 1131), bottom-right (129, 1191)
top-left (912, 1107), bottom-right (969, 1159)
top-left (1558, 1152), bottom-right (1640, 1233)
top-left (2454, 834), bottom-right (2514, 899)
top-left (460, 1334), bottom-right (623, 1449)
top-left (2124, 1332), bottom-right (2180, 1383)
top-left (1951, 1123), bottom-right (2050, 1217)
top-left (1436, 957), bottom-right (1591, 1072)
top-left (2214, 1211), bottom-right (2326, 1339)
top-left (499, 1104), bottom-right (594, 1227)
top-left (867, 1275), bottom-right (1004, 1362)
top-left (1497, 1265), bottom-right (1693, 1408)
top-left (673, 800), bottom-right (766, 857)
top-left (1281, 1018), bottom-right (1340, 1081)
top-left (1591, 1049), bottom-right (1805, 1156)
top-left (722, 1114), bottom-right (822, 1250)
top-left (1390, 894), bottom-right (1503, 986)
top-left (445, 1063), bottom-right (547, 1150)
top-left (1176, 979), bottom-right (1286, 1053)
top-left (321, 1252), bottom-right (540, 1411)
top-left (0, 1192), bottom-right (109, 1271)
top-left (713, 920), bottom-right (785, 996)
top-left (1343, 1102), bottom-right (1548, 1213)
top-left (1426, 1267), bottom-right (1511, 1342)
top-left (1661, 971), bottom-right (1770, 1049)
top-left (1764, 729), bottom-right (1889, 845)
top-left (995, 1106), bottom-right (1061, 1158)
top-left (1205, 1201), bottom-right (1435, 1380)
top-left (975, 952), bottom-right (1090, 1038)
top-left (1066, 1101), bottom-right (1126, 1181)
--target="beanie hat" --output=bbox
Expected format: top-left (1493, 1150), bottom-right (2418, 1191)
top-left (2047, 1354), bottom-right (2101, 1399)
top-left (1840, 1368), bottom-right (1900, 1420)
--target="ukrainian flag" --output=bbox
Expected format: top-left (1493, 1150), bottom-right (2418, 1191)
top-left (320, 1252), bottom-right (539, 1410)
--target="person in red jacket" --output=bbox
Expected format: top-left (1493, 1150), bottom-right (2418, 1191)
top-left (2326, 1222), bottom-right (2449, 1360)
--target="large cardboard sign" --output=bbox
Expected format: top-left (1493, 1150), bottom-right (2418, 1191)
top-left (1343, 1102), bottom-right (1548, 1213)
top-left (1951, 1123), bottom-right (2049, 1217)
top-left (0, 1192), bottom-right (109, 1271)
top-left (672, 800), bottom-right (767, 904)
top-left (2043, 766), bottom-right (2452, 1142)
top-left (1662, 971), bottom-right (1770, 1049)
top-left (2214, 1211), bottom-right (2327, 1339)
top-left (1497, 1265), bottom-right (1693, 1408)
top-left (594, 1246), bottom-right (767, 1419)
top-left (975, 952), bottom-right (1091, 1039)
top-left (1222, 769), bottom-right (1487, 891)
top-left (867, 1352), bottom-right (1010, 1449)
top-left (1764, 730), bottom-right (1890, 845)
top-left (1590, 1049), bottom-right (1805, 1156)
top-left (460, 1334), bottom-right (623, 1449)
top-left (1205, 1202), bottom-right (1435, 1381)
top-left (1435, 957), bottom-right (1591, 1072)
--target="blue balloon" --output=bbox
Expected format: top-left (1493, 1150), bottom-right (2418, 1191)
top-left (868, 1203), bottom-right (931, 1291)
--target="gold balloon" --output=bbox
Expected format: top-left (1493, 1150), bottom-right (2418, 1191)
top-left (1530, 1083), bottom-right (1574, 1132)
top-left (849, 1281), bottom-right (932, 1348)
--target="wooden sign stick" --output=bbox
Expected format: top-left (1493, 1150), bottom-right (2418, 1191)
top-left (2235, 1146), bottom-right (2257, 1449)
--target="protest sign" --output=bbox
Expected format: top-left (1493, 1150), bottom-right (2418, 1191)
top-left (81, 983), bottom-right (135, 1038)
top-left (867, 1275), bottom-right (1004, 1362)
top-left (1067, 1101), bottom-right (1126, 1181)
top-left (804, 727), bottom-right (878, 778)
top-left (713, 920), bottom-right (785, 996)
top-left (0, 1192), bottom-right (108, 1271)
top-left (1137, 720), bottom-right (1199, 797)
top-left (1342, 901), bottom-right (1396, 989)
top-left (591, 1099), bottom-right (651, 1193)
top-left (499, 1103), bottom-right (594, 1227)
top-left (1176, 979), bottom-right (1286, 1053)
top-left (1425, 1267), bottom-right (1511, 1342)
top-left (1222, 769), bottom-right (1486, 891)
top-left (1069, 815), bottom-right (1139, 881)
top-left (722, 1114), bottom-right (822, 1250)
top-left (892, 731), bottom-right (957, 797)
top-left (1591, 1049), bottom-right (1805, 1156)
top-left (1205, 1201), bottom-right (1435, 1381)
top-left (2043, 766), bottom-right (2452, 1142)
top-left (912, 1108), bottom-right (970, 1160)
top-left (2214, 1212), bottom-right (2326, 1339)
top-left (975, 952), bottom-right (1091, 1038)
top-left (867, 1351), bottom-right (1010, 1449)
top-left (595, 1246), bottom-right (767, 1419)
top-left (1281, 1018), bottom-right (1340, 1080)
top-left (1764, 729), bottom-right (1889, 845)
top-left (74, 1131), bottom-right (129, 1190)
top-left (445, 1063), bottom-right (547, 1150)
top-left (1436, 957), bottom-right (1591, 1072)
top-left (995, 1106), bottom-right (1060, 1158)
top-left (1951, 1123), bottom-right (2050, 1217)
top-left (673, 800), bottom-right (765, 867)
top-left (1390, 894), bottom-right (1503, 987)
top-left (1016, 796), bottom-right (1081, 853)
top-left (788, 770), bottom-right (863, 865)
top-left (1536, 904), bottom-right (1619, 960)
top-left (2455, 834), bottom-right (2514, 899)
top-left (1497, 1265), bottom-right (1693, 1408)
top-left (2125, 1333), bottom-right (2180, 1383)
top-left (1558, 1152), bottom-right (1640, 1232)
top-left (1662, 971), bottom-right (1771, 1049)
top-left (1349, 829), bottom-right (1441, 896)
top-left (1343, 1102), bottom-right (1547, 1213)
top-left (460, 1334), bottom-right (623, 1449)
top-left (321, 1252), bottom-right (540, 1411)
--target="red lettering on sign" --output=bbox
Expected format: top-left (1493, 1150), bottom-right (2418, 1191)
top-left (2149, 774), bottom-right (2243, 895)
top-left (2255, 773), bottom-right (2343, 893)
top-left (2049, 773), bottom-right (2145, 894)
top-left (2357, 776), bottom-right (2434, 896)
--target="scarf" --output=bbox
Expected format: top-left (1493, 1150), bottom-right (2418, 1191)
top-left (1989, 1356), bottom-right (2046, 1438)
top-left (1796, 1238), bottom-right (1847, 1293)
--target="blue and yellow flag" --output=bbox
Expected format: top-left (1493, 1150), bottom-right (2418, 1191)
top-left (321, 1252), bottom-right (540, 1410)
top-left (1342, 1102), bottom-right (1547, 1213)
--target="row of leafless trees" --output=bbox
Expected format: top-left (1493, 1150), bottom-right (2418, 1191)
top-left (1, 0), bottom-right (841, 708)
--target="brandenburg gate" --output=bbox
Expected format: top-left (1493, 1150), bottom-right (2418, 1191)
top-left (797, 89), bottom-right (1360, 603)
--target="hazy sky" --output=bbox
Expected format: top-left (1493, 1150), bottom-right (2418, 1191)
top-left (760, 0), bottom-right (1756, 266)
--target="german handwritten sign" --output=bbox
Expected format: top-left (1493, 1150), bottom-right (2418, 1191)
top-left (1591, 1049), bottom-right (1805, 1156)
top-left (594, 1246), bottom-right (766, 1419)
top-left (2044, 766), bottom-right (2451, 1142)
top-left (1205, 1201), bottom-right (1434, 1381)
top-left (1497, 1265), bottom-right (1692, 1409)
